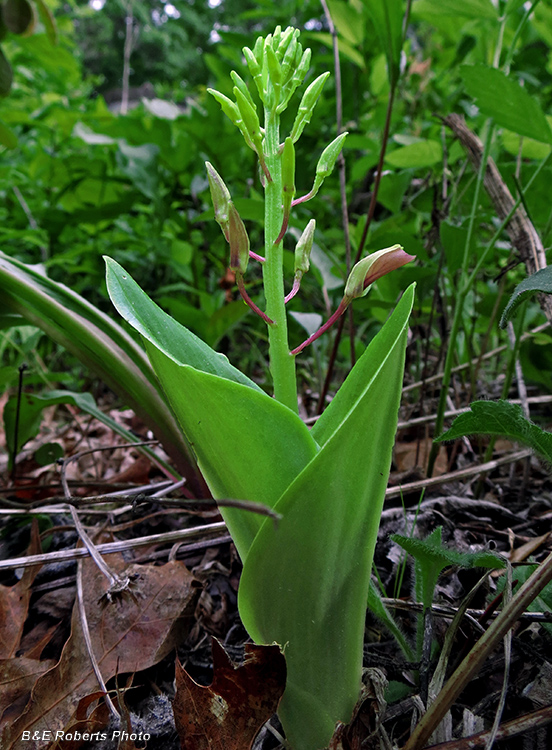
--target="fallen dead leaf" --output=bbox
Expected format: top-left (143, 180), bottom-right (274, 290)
top-left (173, 638), bottom-right (286, 750)
top-left (1, 554), bottom-right (201, 750)
top-left (0, 521), bottom-right (42, 659)
top-left (329, 668), bottom-right (389, 750)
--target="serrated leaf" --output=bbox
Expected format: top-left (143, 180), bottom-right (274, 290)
top-left (460, 64), bottom-right (552, 144)
top-left (436, 400), bottom-right (552, 465)
top-left (391, 530), bottom-right (506, 573)
top-left (238, 285), bottom-right (415, 750)
top-left (500, 265), bottom-right (552, 329)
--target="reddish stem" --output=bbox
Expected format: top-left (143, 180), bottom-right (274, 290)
top-left (290, 298), bottom-right (349, 355)
top-left (249, 251), bottom-right (266, 263)
top-left (275, 210), bottom-right (290, 245)
top-left (236, 273), bottom-right (274, 324)
top-left (291, 190), bottom-right (315, 207)
top-left (284, 276), bottom-right (301, 304)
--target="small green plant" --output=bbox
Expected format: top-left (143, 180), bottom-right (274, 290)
top-left (436, 266), bottom-right (552, 464)
top-left (106, 27), bottom-right (415, 749)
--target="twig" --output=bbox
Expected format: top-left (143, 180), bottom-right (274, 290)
top-left (402, 322), bottom-right (550, 394)
top-left (380, 597), bottom-right (552, 624)
top-left (385, 449), bottom-right (532, 500)
top-left (421, 704), bottom-right (552, 749)
top-left (0, 522), bottom-right (228, 571)
top-left (76, 557), bottom-right (120, 720)
top-left (10, 363), bottom-right (28, 482)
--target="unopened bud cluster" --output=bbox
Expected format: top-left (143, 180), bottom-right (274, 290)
top-left (206, 27), bottom-right (415, 355)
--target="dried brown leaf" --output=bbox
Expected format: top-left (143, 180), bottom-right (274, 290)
top-left (0, 657), bottom-right (55, 730)
top-left (0, 521), bottom-right (42, 659)
top-left (1, 554), bottom-right (200, 750)
top-left (173, 638), bottom-right (286, 750)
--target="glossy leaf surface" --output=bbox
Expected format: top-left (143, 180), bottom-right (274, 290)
top-left (106, 259), bottom-right (319, 558)
top-left (238, 284), bottom-right (415, 750)
top-left (105, 257), bottom-right (260, 392)
top-left (145, 343), bottom-right (319, 558)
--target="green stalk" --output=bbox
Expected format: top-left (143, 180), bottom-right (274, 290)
top-left (262, 107), bottom-right (298, 413)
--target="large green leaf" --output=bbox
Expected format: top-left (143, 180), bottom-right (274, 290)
top-left (500, 265), bottom-right (552, 329)
top-left (105, 257), bottom-right (260, 392)
top-left (0, 252), bottom-right (194, 478)
top-left (105, 259), bottom-right (319, 558)
top-left (145, 344), bottom-right (319, 558)
top-left (460, 64), bottom-right (552, 144)
top-left (238, 284), bottom-right (415, 750)
top-left (436, 399), bottom-right (552, 464)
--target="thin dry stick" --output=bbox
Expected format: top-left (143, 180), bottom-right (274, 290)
top-left (422, 704), bottom-right (552, 750)
top-left (484, 563), bottom-right (512, 750)
top-left (0, 522), bottom-right (228, 572)
top-left (76, 558), bottom-right (120, 720)
top-left (68, 505), bottom-right (130, 594)
top-left (385, 449), bottom-right (531, 500)
top-left (402, 549), bottom-right (552, 750)
top-left (381, 598), bottom-right (552, 625)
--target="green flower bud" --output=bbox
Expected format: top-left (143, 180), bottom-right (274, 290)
top-left (243, 47), bottom-right (264, 99)
top-left (209, 87), bottom-right (258, 154)
top-left (234, 86), bottom-right (262, 143)
top-left (230, 70), bottom-right (256, 112)
top-left (266, 43), bottom-right (283, 106)
top-left (272, 25), bottom-right (282, 50)
top-left (277, 45), bottom-right (311, 114)
top-left (299, 131), bottom-right (348, 202)
top-left (207, 88), bottom-right (241, 127)
top-left (252, 35), bottom-right (264, 64)
top-left (274, 136), bottom-right (296, 244)
top-left (282, 136), bottom-right (296, 205)
top-left (344, 245), bottom-right (415, 300)
top-left (228, 203), bottom-right (250, 275)
top-left (281, 34), bottom-right (299, 82)
top-left (294, 219), bottom-right (315, 275)
top-left (290, 71), bottom-right (330, 143)
top-left (316, 132), bottom-right (348, 179)
top-left (205, 161), bottom-right (232, 240)
top-left (277, 26), bottom-right (298, 62)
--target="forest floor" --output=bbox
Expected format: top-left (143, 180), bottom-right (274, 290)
top-left (1, 382), bottom-right (551, 750)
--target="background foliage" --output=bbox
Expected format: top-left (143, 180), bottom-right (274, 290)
top-left (2, 0), bottom-right (552, 427)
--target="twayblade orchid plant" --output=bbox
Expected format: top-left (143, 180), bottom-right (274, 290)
top-left (106, 26), bottom-right (415, 750)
